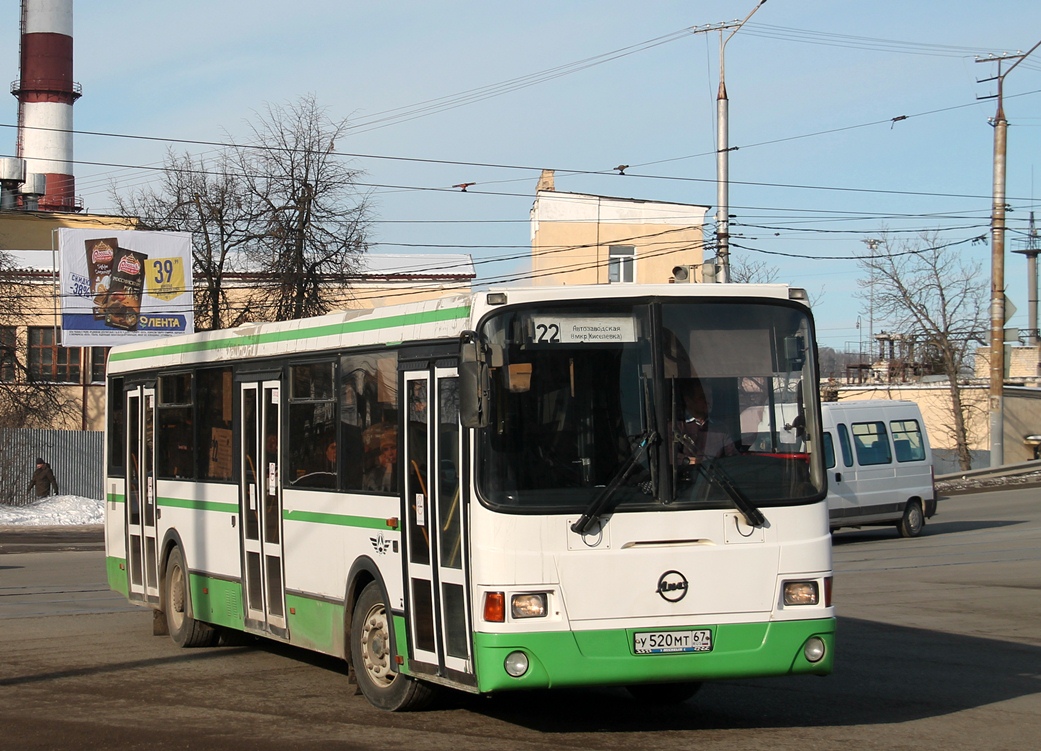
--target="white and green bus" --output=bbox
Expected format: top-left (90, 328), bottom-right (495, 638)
top-left (104, 283), bottom-right (834, 711)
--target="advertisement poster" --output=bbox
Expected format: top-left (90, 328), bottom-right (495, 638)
top-left (58, 229), bottom-right (194, 346)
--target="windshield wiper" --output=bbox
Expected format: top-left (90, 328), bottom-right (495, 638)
top-left (570, 431), bottom-right (658, 536)
top-left (696, 461), bottom-right (766, 528)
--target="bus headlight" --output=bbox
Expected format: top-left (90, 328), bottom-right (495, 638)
top-left (511, 593), bottom-right (547, 618)
top-left (803, 637), bottom-right (826, 663)
top-left (783, 581), bottom-right (820, 606)
top-left (504, 651), bottom-right (529, 677)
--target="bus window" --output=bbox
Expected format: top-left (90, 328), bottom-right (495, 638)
top-left (341, 352), bottom-right (399, 492)
top-left (197, 367), bottom-right (233, 481)
top-left (157, 372), bottom-right (193, 480)
top-left (288, 362), bottom-right (337, 488)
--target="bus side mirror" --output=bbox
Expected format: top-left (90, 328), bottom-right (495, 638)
top-left (459, 331), bottom-right (490, 428)
top-left (785, 335), bottom-right (806, 371)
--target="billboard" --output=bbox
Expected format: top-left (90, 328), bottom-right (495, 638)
top-left (58, 229), bottom-right (194, 347)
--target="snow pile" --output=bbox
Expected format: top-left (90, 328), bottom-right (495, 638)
top-left (0, 495), bottom-right (104, 526)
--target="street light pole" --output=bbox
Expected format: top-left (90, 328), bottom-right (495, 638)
top-left (977, 38), bottom-right (1041, 467)
top-left (715, 0), bottom-right (767, 284)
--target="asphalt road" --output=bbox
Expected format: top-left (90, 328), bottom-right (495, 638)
top-left (0, 489), bottom-right (1039, 750)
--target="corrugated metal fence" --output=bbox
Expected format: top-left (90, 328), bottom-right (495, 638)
top-left (0, 429), bottom-right (104, 505)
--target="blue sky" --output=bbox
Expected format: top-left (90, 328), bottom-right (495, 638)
top-left (2, 1), bottom-right (1041, 353)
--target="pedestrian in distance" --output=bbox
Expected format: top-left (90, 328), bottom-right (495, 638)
top-left (27, 457), bottom-right (59, 498)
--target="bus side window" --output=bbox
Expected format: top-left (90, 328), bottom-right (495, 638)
top-left (837, 423), bottom-right (853, 467)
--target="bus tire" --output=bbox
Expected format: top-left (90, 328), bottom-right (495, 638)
top-left (897, 499), bottom-right (924, 538)
top-left (164, 546), bottom-right (217, 648)
top-left (350, 582), bottom-right (434, 711)
top-left (627, 681), bottom-right (703, 704)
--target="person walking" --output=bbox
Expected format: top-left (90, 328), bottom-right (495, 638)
top-left (27, 457), bottom-right (59, 498)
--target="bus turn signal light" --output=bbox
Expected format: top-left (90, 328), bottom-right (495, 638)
top-left (484, 592), bottom-right (505, 622)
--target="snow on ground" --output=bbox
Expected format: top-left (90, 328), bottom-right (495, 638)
top-left (0, 495), bottom-right (104, 526)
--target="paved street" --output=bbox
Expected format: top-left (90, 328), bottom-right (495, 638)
top-left (1, 488), bottom-right (1039, 750)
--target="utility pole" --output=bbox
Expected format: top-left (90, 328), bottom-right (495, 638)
top-left (977, 39), bottom-right (1041, 467)
top-left (714, 0), bottom-right (767, 283)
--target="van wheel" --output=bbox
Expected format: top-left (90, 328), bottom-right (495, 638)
top-left (350, 582), bottom-right (435, 711)
top-left (897, 499), bottom-right (924, 538)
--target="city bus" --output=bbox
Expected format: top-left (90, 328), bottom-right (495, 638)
top-left (103, 283), bottom-right (834, 711)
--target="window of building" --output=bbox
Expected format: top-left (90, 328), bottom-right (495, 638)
top-left (288, 361), bottom-right (338, 489)
top-left (0, 327), bottom-right (16, 382)
top-left (28, 327), bottom-right (82, 383)
top-left (341, 352), bottom-right (399, 493)
top-left (608, 245), bottom-right (635, 283)
top-left (90, 347), bottom-right (109, 383)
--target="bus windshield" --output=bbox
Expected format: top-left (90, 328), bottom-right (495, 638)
top-left (475, 298), bottom-right (824, 513)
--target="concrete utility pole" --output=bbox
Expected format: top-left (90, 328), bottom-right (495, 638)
top-left (977, 39), bottom-right (1041, 467)
top-left (715, 0), bottom-right (767, 283)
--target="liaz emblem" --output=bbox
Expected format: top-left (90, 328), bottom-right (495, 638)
top-left (657, 570), bottom-right (689, 602)
top-left (370, 534), bottom-right (391, 555)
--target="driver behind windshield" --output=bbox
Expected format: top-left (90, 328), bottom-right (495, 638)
top-left (672, 378), bottom-right (738, 467)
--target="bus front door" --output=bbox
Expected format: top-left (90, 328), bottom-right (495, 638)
top-left (402, 368), bottom-right (474, 686)
top-left (239, 380), bottom-right (288, 637)
top-left (125, 386), bottom-right (160, 604)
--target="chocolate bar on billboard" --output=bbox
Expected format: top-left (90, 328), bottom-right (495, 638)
top-left (85, 237), bottom-right (118, 320)
top-left (104, 247), bottom-right (149, 331)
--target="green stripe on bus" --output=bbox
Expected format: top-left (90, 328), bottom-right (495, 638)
top-left (158, 497), bottom-right (239, 514)
top-left (283, 509), bottom-right (394, 531)
top-left (107, 492), bottom-right (125, 504)
top-left (109, 304), bottom-right (472, 363)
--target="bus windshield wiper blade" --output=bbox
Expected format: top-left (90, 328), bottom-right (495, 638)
top-left (571, 431), bottom-right (658, 536)
top-left (697, 461), bottom-right (766, 528)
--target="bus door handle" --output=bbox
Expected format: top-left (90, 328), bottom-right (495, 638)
top-left (834, 472), bottom-right (842, 483)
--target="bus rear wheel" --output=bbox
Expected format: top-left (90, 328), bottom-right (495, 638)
top-left (350, 582), bottom-right (435, 711)
top-left (164, 547), bottom-right (217, 647)
top-left (627, 681), bottom-right (703, 704)
top-left (897, 499), bottom-right (924, 538)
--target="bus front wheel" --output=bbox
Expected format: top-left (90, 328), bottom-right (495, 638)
top-left (897, 499), bottom-right (924, 538)
top-left (164, 546), bottom-right (217, 647)
top-left (350, 582), bottom-right (435, 711)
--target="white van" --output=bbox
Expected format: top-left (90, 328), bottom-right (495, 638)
top-left (820, 400), bottom-right (937, 537)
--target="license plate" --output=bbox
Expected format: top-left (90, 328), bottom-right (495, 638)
top-left (634, 629), bottom-right (713, 654)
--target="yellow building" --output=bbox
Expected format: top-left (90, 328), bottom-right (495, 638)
top-left (530, 170), bottom-right (709, 285)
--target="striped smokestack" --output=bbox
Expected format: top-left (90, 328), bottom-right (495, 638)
top-left (12, 0), bottom-right (80, 212)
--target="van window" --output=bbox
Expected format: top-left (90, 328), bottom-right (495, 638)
top-left (823, 432), bottom-right (836, 469)
top-left (852, 421), bottom-right (892, 466)
top-left (890, 419), bottom-right (926, 462)
top-left (837, 423), bottom-right (853, 467)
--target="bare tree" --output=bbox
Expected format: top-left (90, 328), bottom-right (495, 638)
top-left (858, 232), bottom-right (986, 470)
top-left (110, 95), bottom-right (370, 326)
top-left (235, 95), bottom-right (370, 321)
top-left (113, 149), bottom-right (258, 330)
top-left (730, 256), bottom-right (779, 284)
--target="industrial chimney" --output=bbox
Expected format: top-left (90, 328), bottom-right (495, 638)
top-left (11, 0), bottom-right (80, 212)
